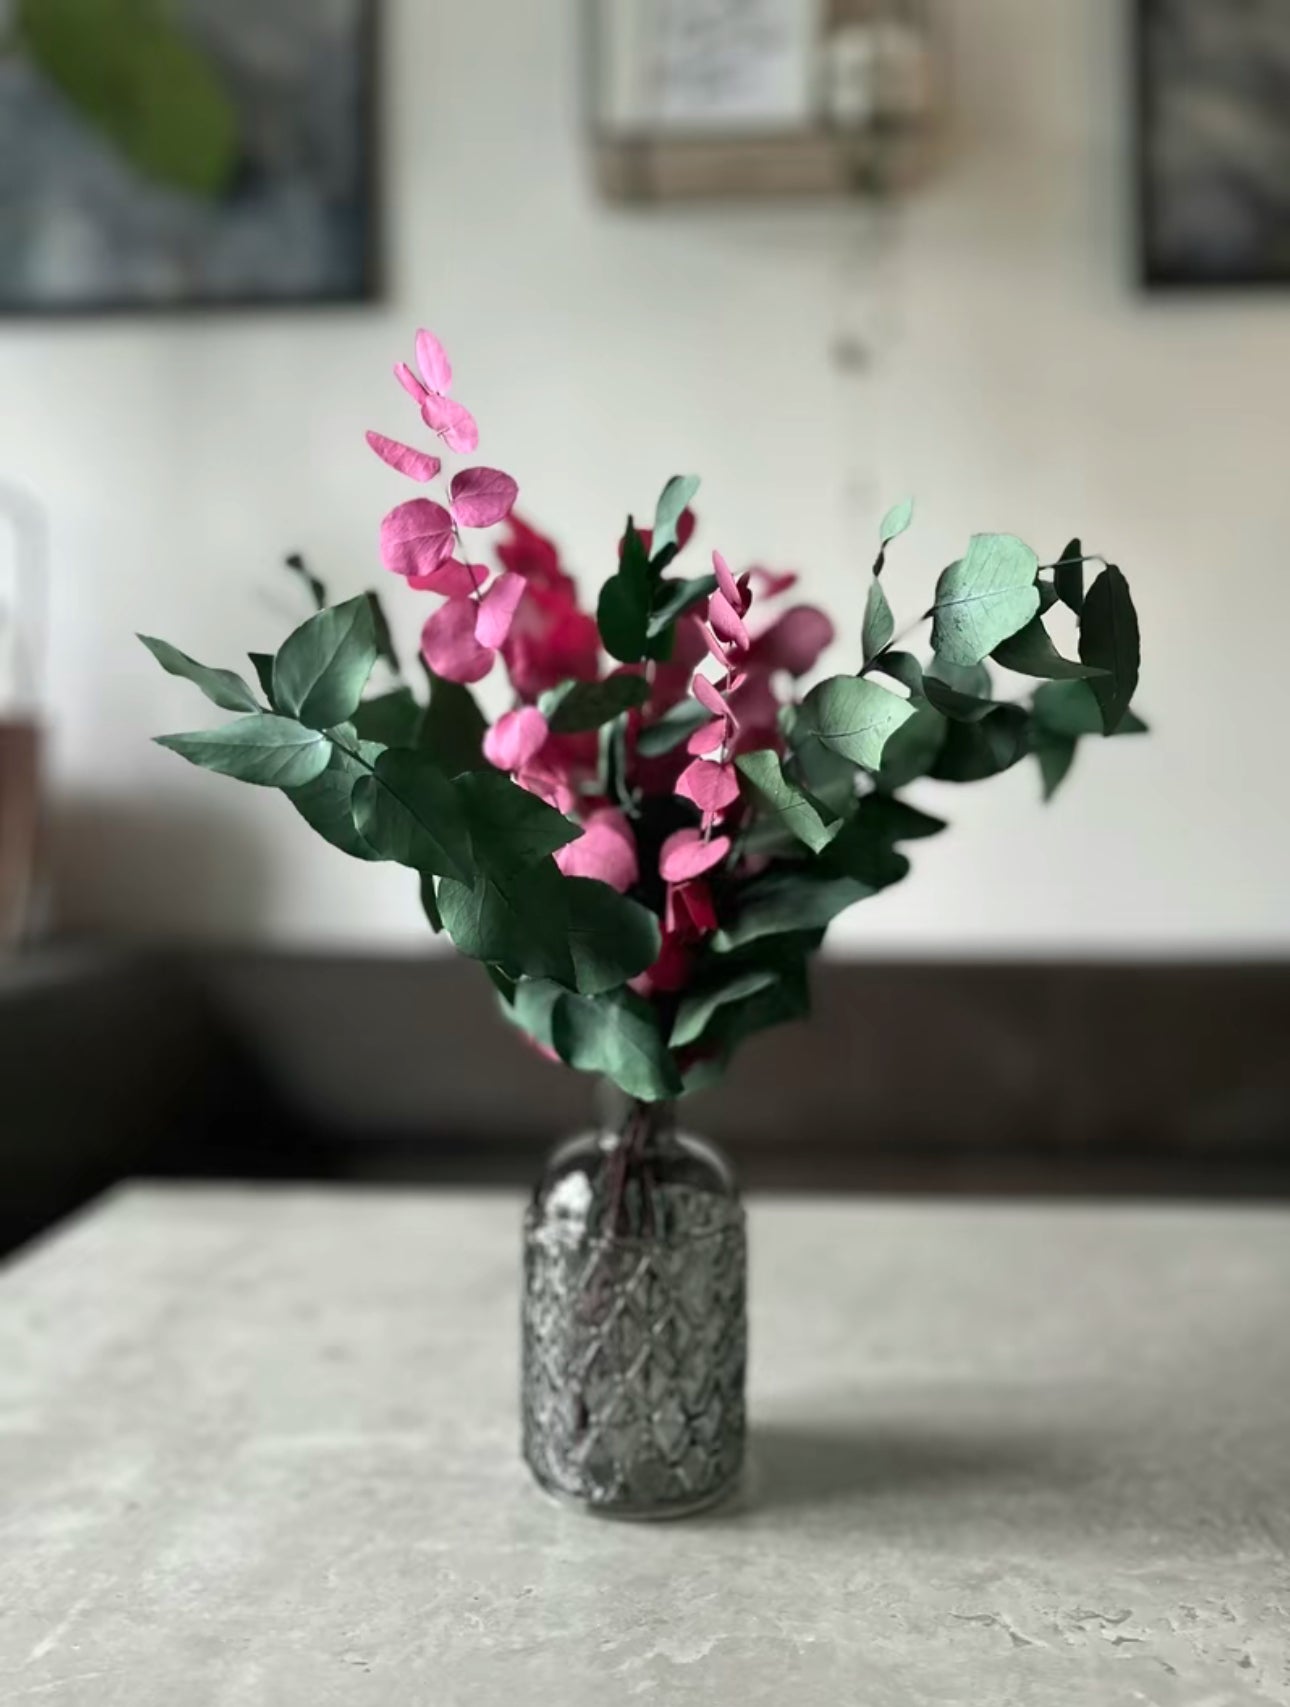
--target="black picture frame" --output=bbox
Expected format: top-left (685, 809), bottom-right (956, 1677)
top-left (0, 0), bottom-right (382, 318)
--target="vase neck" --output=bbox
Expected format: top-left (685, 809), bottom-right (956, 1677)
top-left (598, 1086), bottom-right (677, 1154)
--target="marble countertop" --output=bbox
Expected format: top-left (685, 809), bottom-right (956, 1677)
top-left (2, 1185), bottom-right (1288, 1705)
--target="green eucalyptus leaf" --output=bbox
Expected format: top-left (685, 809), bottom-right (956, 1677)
top-left (926, 657), bottom-right (992, 698)
top-left (879, 496), bottom-right (914, 546)
top-left (993, 615), bottom-right (1106, 680)
top-left (272, 596), bottom-right (378, 731)
top-left (502, 978), bottom-right (563, 1053)
top-left (929, 706), bottom-right (1030, 783)
top-left (365, 589), bottom-right (400, 673)
top-left (922, 675), bottom-right (997, 723)
top-left (652, 475), bottom-right (701, 560)
top-left (351, 749), bottom-right (472, 880)
top-left (870, 650), bottom-right (923, 695)
top-left (455, 770), bottom-right (580, 877)
top-left (286, 738), bottom-right (384, 860)
top-left (352, 687), bottom-right (422, 747)
top-left (1037, 581), bottom-right (1061, 614)
top-left (736, 749), bottom-right (839, 853)
top-left (862, 578), bottom-right (894, 663)
top-left (248, 652), bottom-right (277, 706)
top-left (715, 870), bottom-right (896, 953)
top-left (1032, 679), bottom-right (1148, 739)
top-left (875, 704), bottom-right (946, 792)
top-left (565, 879), bottom-right (661, 996)
top-left (540, 674), bottom-right (650, 734)
top-left (853, 794), bottom-right (947, 844)
top-left (551, 989), bottom-right (683, 1102)
top-left (1054, 538), bottom-right (1085, 615)
top-left (701, 961), bottom-right (811, 1056)
top-left (420, 873), bottom-right (443, 933)
top-left (138, 635), bottom-right (261, 715)
top-left (597, 521), bottom-right (653, 663)
top-left (818, 815), bottom-right (914, 888)
top-left (647, 573), bottom-right (717, 638)
top-left (1079, 565), bottom-right (1140, 734)
top-left (794, 676), bottom-right (916, 772)
top-left (155, 714), bottom-right (331, 789)
top-left (1034, 732), bottom-right (1078, 802)
top-left (438, 860), bottom-right (577, 987)
top-left (419, 670), bottom-right (488, 774)
top-left (669, 968), bottom-right (779, 1050)
top-left (931, 534), bottom-right (1040, 666)
top-left (636, 701), bottom-right (711, 757)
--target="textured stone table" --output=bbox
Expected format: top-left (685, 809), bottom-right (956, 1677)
top-left (2, 1187), bottom-right (1289, 1705)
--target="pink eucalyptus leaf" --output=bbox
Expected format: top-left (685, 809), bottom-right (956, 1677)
top-left (406, 558), bottom-right (488, 598)
top-left (685, 719), bottom-right (727, 756)
top-left (752, 604), bottom-right (836, 676)
top-left (475, 570), bottom-right (527, 648)
top-left (750, 567), bottom-right (798, 600)
top-left (554, 808), bottom-right (639, 894)
top-left (708, 588), bottom-right (751, 653)
top-left (366, 430), bottom-right (441, 483)
top-left (692, 673), bottom-right (732, 723)
top-left (660, 828), bottom-right (731, 884)
top-left (516, 762), bottom-right (577, 816)
top-left (415, 328), bottom-right (453, 394)
top-left (483, 706), bottom-right (549, 772)
top-left (676, 757), bottom-right (740, 816)
top-left (380, 498), bottom-right (455, 580)
top-left (394, 362), bottom-right (429, 406)
top-left (421, 392), bottom-right (479, 455)
top-left (712, 550), bottom-right (747, 613)
top-left (451, 467), bottom-right (519, 530)
top-left (675, 877), bottom-right (718, 935)
top-left (420, 597), bottom-right (494, 684)
top-left (699, 623), bottom-right (734, 669)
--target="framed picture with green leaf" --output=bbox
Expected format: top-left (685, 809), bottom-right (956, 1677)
top-left (0, 0), bottom-right (379, 313)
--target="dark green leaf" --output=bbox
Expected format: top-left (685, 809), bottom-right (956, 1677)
top-left (540, 674), bottom-right (650, 734)
top-left (879, 496), bottom-right (914, 545)
top-left (565, 879), bottom-right (661, 996)
top-left (1079, 565), bottom-right (1140, 734)
top-left (419, 671), bottom-right (488, 774)
top-left (922, 675), bottom-right (997, 723)
top-left (875, 704), bottom-right (947, 791)
top-left (736, 750), bottom-right (839, 853)
top-left (852, 794), bottom-right (946, 843)
top-left (699, 961), bottom-right (811, 1056)
top-left (669, 968), bottom-right (780, 1050)
top-left (794, 675), bottom-right (916, 772)
top-left (351, 749), bottom-right (472, 880)
top-left (929, 706), bottom-right (1030, 782)
top-left (365, 589), bottom-right (400, 673)
top-left (286, 738), bottom-right (384, 860)
top-left (551, 989), bottom-right (683, 1102)
top-left (438, 860), bottom-right (577, 987)
top-left (155, 715), bottom-right (331, 789)
top-left (1037, 581), bottom-right (1060, 614)
top-left (597, 521), bottom-right (653, 663)
top-left (647, 573), bottom-right (717, 638)
top-left (715, 871), bottom-right (895, 953)
top-left (818, 816), bottom-right (914, 888)
top-left (138, 635), bottom-right (262, 715)
top-left (1034, 732), bottom-right (1078, 802)
top-left (931, 533), bottom-right (1040, 666)
top-left (1054, 538), bottom-right (1085, 614)
top-left (1032, 679), bottom-right (1148, 739)
top-left (636, 701), bottom-right (711, 757)
top-left (784, 735), bottom-right (859, 820)
top-left (352, 687), bottom-right (422, 746)
top-left (927, 657), bottom-right (993, 698)
top-left (284, 553), bottom-right (328, 611)
top-left (501, 978), bottom-right (563, 1052)
top-left (993, 615), bottom-right (1106, 680)
top-left (862, 578), bottom-right (894, 663)
top-left (455, 770), bottom-right (580, 877)
top-left (272, 596), bottom-right (378, 731)
top-left (420, 873), bottom-right (443, 933)
top-left (652, 475), bottom-right (701, 560)
top-left (249, 652), bottom-right (276, 705)
top-left (870, 650), bottom-right (923, 695)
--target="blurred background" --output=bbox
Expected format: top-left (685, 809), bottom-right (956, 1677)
top-left (1, 0), bottom-right (1288, 1250)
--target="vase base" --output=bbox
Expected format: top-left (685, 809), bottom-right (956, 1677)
top-left (527, 1466), bottom-right (743, 1522)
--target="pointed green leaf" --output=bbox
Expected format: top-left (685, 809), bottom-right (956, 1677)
top-left (418, 671), bottom-right (488, 775)
top-left (352, 687), bottom-right (422, 746)
top-left (879, 496), bottom-right (914, 546)
top-left (1032, 679), bottom-right (1147, 739)
top-left (272, 596), bottom-right (378, 731)
top-left (365, 588), bottom-right (400, 673)
top-left (1054, 538), bottom-right (1085, 615)
top-left (862, 578), bottom-right (894, 663)
top-left (1034, 732), bottom-right (1078, 802)
top-left (647, 573), bottom-right (717, 638)
top-left (139, 635), bottom-right (262, 715)
top-left (565, 879), bottom-right (661, 996)
top-left (736, 749), bottom-right (839, 853)
top-left (922, 675), bottom-right (997, 723)
top-left (438, 860), bottom-right (577, 987)
top-left (420, 873), bottom-right (443, 933)
top-left (993, 615), bottom-right (1106, 680)
top-left (597, 521), bottom-right (654, 663)
top-left (1079, 565), bottom-right (1140, 734)
top-left (652, 475), bottom-right (701, 560)
top-left (351, 749), bottom-right (472, 880)
top-left (929, 706), bottom-right (1030, 783)
top-left (501, 978), bottom-right (564, 1053)
top-left (249, 652), bottom-right (277, 705)
top-left (853, 794), bottom-right (946, 843)
top-left (454, 770), bottom-right (580, 877)
top-left (795, 675), bottom-right (916, 772)
top-left (875, 703), bottom-right (947, 792)
top-left (551, 989), bottom-right (683, 1102)
top-left (286, 738), bottom-right (384, 860)
top-left (156, 715), bottom-right (331, 789)
top-left (669, 968), bottom-right (780, 1050)
top-left (636, 700), bottom-right (711, 757)
top-left (715, 870), bottom-right (896, 953)
top-left (927, 657), bottom-right (993, 698)
top-left (931, 533), bottom-right (1040, 666)
top-left (539, 674), bottom-right (650, 734)
top-left (870, 650), bottom-right (923, 695)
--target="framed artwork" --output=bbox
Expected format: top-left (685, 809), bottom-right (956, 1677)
top-left (0, 0), bottom-right (379, 314)
top-left (1137, 0), bottom-right (1290, 287)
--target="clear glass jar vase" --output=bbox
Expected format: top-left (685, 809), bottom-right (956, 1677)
top-left (521, 1092), bottom-right (746, 1518)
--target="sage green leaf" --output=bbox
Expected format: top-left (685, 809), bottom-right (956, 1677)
top-left (993, 615), bottom-right (1106, 680)
top-left (636, 701), bottom-right (711, 757)
top-left (286, 738), bottom-right (384, 860)
top-left (879, 496), bottom-right (914, 545)
top-left (1032, 679), bottom-right (1148, 739)
top-left (551, 989), bottom-right (683, 1102)
top-left (715, 871), bottom-right (894, 953)
top-left (138, 635), bottom-right (262, 715)
top-left (540, 675), bottom-right (650, 734)
top-left (669, 968), bottom-right (779, 1050)
top-left (1034, 732), bottom-right (1078, 802)
top-left (502, 978), bottom-right (564, 1053)
top-left (922, 675), bottom-right (997, 723)
top-left (455, 770), bottom-right (580, 877)
top-left (272, 596), bottom-right (378, 731)
top-left (420, 873), bottom-right (443, 933)
top-left (351, 749), bottom-right (472, 880)
top-left (929, 706), bottom-right (1030, 783)
top-left (1054, 538), bottom-right (1085, 614)
top-left (155, 715), bottom-right (331, 789)
top-left (365, 589), bottom-right (400, 673)
top-left (853, 794), bottom-right (946, 843)
top-left (862, 578), bottom-right (894, 663)
top-left (652, 475), bottom-right (701, 560)
top-left (249, 653), bottom-right (277, 706)
top-left (870, 650), bottom-right (923, 695)
top-left (597, 521), bottom-right (653, 663)
top-left (565, 879), bottom-right (661, 996)
top-left (1079, 565), bottom-right (1140, 733)
top-left (785, 736), bottom-right (859, 820)
top-left (931, 533), bottom-right (1040, 666)
top-left (701, 961), bottom-right (811, 1055)
top-left (419, 670), bottom-right (488, 774)
top-left (647, 573), bottom-right (717, 638)
top-left (736, 750), bottom-right (839, 853)
top-left (876, 704), bottom-right (947, 791)
top-left (795, 675), bottom-right (916, 771)
top-left (819, 817), bottom-right (914, 889)
top-left (438, 861), bottom-right (577, 987)
top-left (352, 687), bottom-right (422, 746)
top-left (927, 657), bottom-right (992, 698)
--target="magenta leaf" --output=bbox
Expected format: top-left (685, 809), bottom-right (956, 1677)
top-left (692, 673), bottom-right (732, 724)
top-left (451, 467), bottom-right (520, 530)
top-left (483, 706), bottom-right (549, 772)
top-left (380, 498), bottom-right (455, 579)
top-left (751, 605), bottom-right (835, 676)
top-left (554, 809), bottom-right (639, 894)
top-left (415, 328), bottom-right (453, 395)
top-left (421, 393), bottom-right (479, 455)
top-left (685, 719), bottom-right (726, 756)
top-left (420, 598), bottom-right (495, 684)
top-left (708, 589), bottom-right (751, 652)
top-left (366, 430), bottom-right (441, 483)
top-left (712, 550), bottom-right (745, 612)
top-left (660, 828), bottom-right (731, 883)
top-left (394, 362), bottom-right (429, 406)
top-left (676, 758), bottom-right (740, 816)
top-left (475, 571), bottom-right (527, 648)
top-left (407, 558), bottom-right (488, 598)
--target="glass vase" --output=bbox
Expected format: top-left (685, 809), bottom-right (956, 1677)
top-left (521, 1091), bottom-right (746, 1518)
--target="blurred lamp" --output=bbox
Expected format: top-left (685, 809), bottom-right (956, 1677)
top-left (0, 484), bottom-right (46, 951)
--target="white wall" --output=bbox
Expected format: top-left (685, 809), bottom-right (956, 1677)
top-left (2, 0), bottom-right (1288, 952)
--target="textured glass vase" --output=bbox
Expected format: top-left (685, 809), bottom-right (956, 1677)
top-left (522, 1093), bottom-right (746, 1518)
